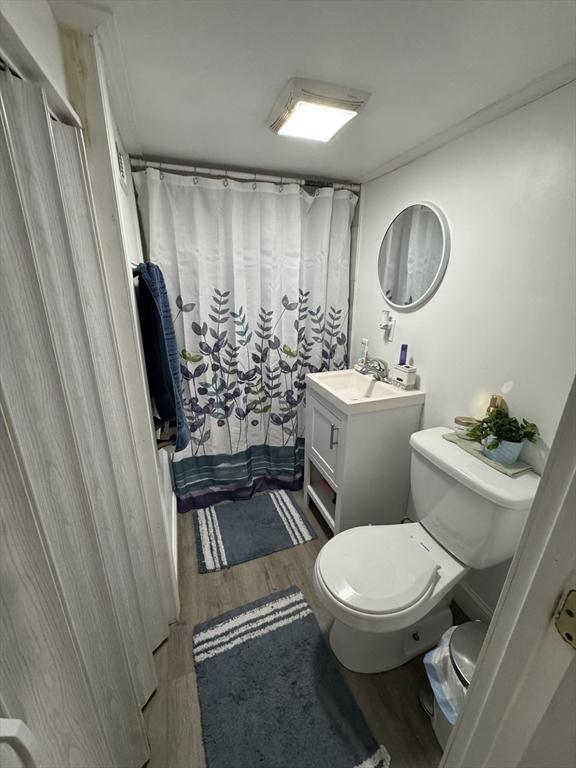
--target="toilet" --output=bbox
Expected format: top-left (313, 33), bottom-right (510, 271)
top-left (314, 426), bottom-right (539, 673)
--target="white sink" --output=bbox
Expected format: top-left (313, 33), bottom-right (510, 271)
top-left (306, 369), bottom-right (425, 414)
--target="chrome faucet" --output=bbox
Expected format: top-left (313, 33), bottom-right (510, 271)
top-left (358, 357), bottom-right (389, 382)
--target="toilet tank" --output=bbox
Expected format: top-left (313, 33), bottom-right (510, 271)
top-left (409, 427), bottom-right (539, 569)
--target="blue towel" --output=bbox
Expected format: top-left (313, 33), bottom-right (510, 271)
top-left (136, 262), bottom-right (191, 451)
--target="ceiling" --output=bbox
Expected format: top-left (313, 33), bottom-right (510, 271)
top-left (53, 0), bottom-right (575, 182)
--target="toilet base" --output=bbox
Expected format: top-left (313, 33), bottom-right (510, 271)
top-left (329, 604), bottom-right (453, 673)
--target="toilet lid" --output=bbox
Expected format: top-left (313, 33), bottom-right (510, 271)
top-left (318, 526), bottom-right (439, 615)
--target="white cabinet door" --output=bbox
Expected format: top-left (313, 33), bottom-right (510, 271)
top-left (307, 395), bottom-right (343, 484)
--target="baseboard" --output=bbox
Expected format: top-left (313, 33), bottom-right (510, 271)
top-left (453, 582), bottom-right (494, 624)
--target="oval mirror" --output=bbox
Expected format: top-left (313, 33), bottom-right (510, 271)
top-left (378, 202), bottom-right (450, 311)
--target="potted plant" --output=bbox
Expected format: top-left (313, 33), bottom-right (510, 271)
top-left (467, 407), bottom-right (539, 465)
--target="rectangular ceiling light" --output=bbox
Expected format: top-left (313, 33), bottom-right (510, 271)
top-left (269, 78), bottom-right (370, 143)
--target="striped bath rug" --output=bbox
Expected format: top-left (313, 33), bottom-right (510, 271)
top-left (193, 490), bottom-right (316, 573)
top-left (193, 587), bottom-right (390, 768)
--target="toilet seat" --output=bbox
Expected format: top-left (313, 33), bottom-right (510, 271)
top-left (317, 525), bottom-right (440, 615)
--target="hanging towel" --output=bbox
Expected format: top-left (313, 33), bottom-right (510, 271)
top-left (136, 262), bottom-right (191, 451)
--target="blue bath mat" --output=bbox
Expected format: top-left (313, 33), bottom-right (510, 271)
top-left (193, 587), bottom-right (390, 768)
top-left (193, 490), bottom-right (316, 573)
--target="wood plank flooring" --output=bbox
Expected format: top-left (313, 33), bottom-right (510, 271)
top-left (143, 492), bottom-right (443, 768)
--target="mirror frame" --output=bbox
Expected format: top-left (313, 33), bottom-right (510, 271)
top-left (378, 201), bottom-right (451, 312)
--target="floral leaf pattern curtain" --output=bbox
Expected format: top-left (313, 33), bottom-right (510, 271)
top-left (134, 169), bottom-right (357, 510)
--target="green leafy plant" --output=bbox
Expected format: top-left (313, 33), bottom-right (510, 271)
top-left (467, 408), bottom-right (539, 450)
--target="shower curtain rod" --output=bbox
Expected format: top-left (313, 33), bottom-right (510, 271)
top-left (130, 157), bottom-right (360, 192)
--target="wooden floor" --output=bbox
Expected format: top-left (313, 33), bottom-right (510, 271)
top-left (143, 492), bottom-right (443, 768)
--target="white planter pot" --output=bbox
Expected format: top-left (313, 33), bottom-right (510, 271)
top-left (482, 437), bottom-right (524, 465)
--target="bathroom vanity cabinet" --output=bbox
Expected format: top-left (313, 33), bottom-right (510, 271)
top-left (304, 370), bottom-right (425, 533)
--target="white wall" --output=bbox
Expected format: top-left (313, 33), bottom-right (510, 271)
top-left (352, 82), bottom-right (576, 616)
top-left (0, 0), bottom-right (76, 120)
top-left (95, 35), bottom-right (180, 602)
top-left (111, 122), bottom-right (144, 267)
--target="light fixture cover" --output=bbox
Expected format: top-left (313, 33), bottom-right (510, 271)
top-left (268, 78), bottom-right (370, 142)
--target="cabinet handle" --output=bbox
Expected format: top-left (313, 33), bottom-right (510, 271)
top-left (329, 424), bottom-right (339, 449)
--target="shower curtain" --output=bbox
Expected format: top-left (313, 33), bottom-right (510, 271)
top-left (134, 169), bottom-right (357, 510)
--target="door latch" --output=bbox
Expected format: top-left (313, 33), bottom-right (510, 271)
top-left (555, 589), bottom-right (576, 650)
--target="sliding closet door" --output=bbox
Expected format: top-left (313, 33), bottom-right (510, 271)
top-left (0, 408), bottom-right (112, 767)
top-left (0, 73), bottom-right (165, 765)
top-left (52, 121), bottom-right (168, 659)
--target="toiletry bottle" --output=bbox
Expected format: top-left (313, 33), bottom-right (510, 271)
top-left (486, 395), bottom-right (508, 415)
top-left (399, 344), bottom-right (408, 366)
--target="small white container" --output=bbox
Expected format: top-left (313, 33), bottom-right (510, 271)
top-left (453, 416), bottom-right (478, 440)
top-left (390, 364), bottom-right (417, 389)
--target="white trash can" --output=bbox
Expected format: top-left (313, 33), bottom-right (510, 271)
top-left (422, 621), bottom-right (488, 749)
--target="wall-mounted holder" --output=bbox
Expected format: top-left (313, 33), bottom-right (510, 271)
top-left (379, 309), bottom-right (396, 342)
